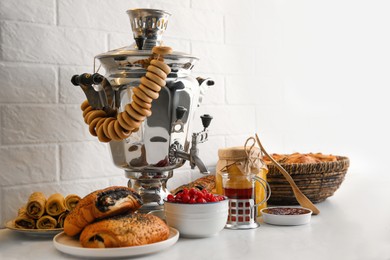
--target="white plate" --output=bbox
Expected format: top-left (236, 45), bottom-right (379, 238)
top-left (53, 227), bottom-right (179, 258)
top-left (5, 220), bottom-right (63, 237)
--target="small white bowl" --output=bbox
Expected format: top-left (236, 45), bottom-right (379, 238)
top-left (261, 206), bottom-right (312, 226)
top-left (164, 199), bottom-right (229, 238)
top-left (165, 211), bottom-right (228, 222)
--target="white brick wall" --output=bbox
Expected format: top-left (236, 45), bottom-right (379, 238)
top-left (0, 145), bottom-right (58, 186)
top-left (2, 105), bottom-right (91, 144)
top-left (0, 63), bottom-right (57, 103)
top-left (0, 0), bottom-right (56, 25)
top-left (2, 0), bottom-right (388, 227)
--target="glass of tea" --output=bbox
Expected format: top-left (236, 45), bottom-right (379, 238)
top-left (221, 168), bottom-right (270, 229)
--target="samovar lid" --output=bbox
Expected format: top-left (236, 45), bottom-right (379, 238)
top-left (95, 47), bottom-right (198, 61)
top-left (95, 8), bottom-right (198, 62)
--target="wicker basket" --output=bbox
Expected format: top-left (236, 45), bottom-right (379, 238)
top-left (266, 156), bottom-right (350, 205)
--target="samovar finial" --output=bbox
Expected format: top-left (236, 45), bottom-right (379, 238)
top-left (127, 9), bottom-right (171, 50)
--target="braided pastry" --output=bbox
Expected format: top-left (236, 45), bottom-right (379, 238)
top-left (81, 46), bottom-right (172, 142)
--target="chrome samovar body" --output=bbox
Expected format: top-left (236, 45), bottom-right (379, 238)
top-left (71, 9), bottom-right (213, 212)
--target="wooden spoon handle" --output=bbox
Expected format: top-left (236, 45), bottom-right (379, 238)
top-left (255, 134), bottom-right (320, 215)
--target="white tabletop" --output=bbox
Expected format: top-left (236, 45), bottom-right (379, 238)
top-left (0, 172), bottom-right (389, 260)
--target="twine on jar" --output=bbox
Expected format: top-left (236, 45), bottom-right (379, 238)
top-left (219, 136), bottom-right (265, 175)
top-left (237, 136), bottom-right (262, 174)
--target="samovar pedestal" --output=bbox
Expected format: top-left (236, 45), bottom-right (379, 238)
top-left (126, 170), bottom-right (173, 213)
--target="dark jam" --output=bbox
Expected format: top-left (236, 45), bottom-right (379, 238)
top-left (264, 207), bottom-right (311, 215)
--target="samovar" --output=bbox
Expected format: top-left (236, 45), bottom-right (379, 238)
top-left (71, 9), bottom-right (214, 212)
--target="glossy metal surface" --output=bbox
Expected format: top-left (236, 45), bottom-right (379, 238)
top-left (108, 76), bottom-right (201, 173)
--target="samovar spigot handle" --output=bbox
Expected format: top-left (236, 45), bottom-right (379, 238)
top-left (188, 114), bottom-right (213, 174)
top-left (200, 114), bottom-right (213, 131)
top-left (173, 114), bottom-right (213, 174)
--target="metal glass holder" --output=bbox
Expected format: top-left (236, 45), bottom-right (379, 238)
top-left (225, 198), bottom-right (260, 229)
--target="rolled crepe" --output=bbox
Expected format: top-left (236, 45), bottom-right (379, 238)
top-left (14, 206), bottom-right (35, 229)
top-left (65, 194), bottom-right (81, 211)
top-left (18, 205), bottom-right (27, 215)
top-left (46, 193), bottom-right (66, 216)
top-left (36, 215), bottom-right (57, 229)
top-left (57, 211), bottom-right (69, 228)
top-left (26, 192), bottom-right (46, 219)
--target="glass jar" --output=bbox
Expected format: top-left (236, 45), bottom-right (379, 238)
top-left (216, 146), bottom-right (268, 215)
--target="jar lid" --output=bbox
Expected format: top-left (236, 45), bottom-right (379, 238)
top-left (218, 146), bottom-right (261, 160)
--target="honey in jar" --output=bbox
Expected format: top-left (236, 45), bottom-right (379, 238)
top-left (216, 146), bottom-right (268, 215)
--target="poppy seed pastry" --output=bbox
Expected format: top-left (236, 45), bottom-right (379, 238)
top-left (79, 213), bottom-right (170, 248)
top-left (64, 186), bottom-right (142, 236)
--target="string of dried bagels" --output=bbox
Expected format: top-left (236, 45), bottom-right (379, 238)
top-left (81, 46), bottom-right (172, 142)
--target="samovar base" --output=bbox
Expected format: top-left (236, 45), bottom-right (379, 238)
top-left (126, 170), bottom-right (173, 213)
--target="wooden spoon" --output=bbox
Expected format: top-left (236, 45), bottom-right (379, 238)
top-left (255, 134), bottom-right (320, 215)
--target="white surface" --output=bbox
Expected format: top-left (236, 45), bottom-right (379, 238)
top-left (0, 172), bottom-right (389, 260)
top-left (52, 227), bottom-right (179, 258)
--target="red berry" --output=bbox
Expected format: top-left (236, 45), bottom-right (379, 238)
top-left (167, 188), bottom-right (223, 204)
top-left (167, 194), bottom-right (174, 202)
top-left (217, 196), bottom-right (225, 201)
top-left (189, 188), bottom-right (197, 196)
top-left (182, 194), bottom-right (190, 203)
top-left (210, 196), bottom-right (218, 202)
top-left (197, 198), bottom-right (207, 203)
top-left (176, 194), bottom-right (184, 202)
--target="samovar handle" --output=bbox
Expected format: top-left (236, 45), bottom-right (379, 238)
top-left (71, 73), bottom-right (115, 114)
